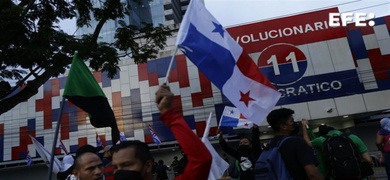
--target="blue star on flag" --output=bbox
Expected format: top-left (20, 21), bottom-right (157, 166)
top-left (212, 22), bottom-right (224, 37)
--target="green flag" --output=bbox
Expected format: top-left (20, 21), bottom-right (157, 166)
top-left (63, 52), bottom-right (120, 144)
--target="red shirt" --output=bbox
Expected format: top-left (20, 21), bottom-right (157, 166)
top-left (160, 109), bottom-right (212, 180)
top-left (103, 166), bottom-right (114, 180)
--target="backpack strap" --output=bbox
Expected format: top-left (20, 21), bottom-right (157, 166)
top-left (341, 133), bottom-right (350, 138)
top-left (264, 136), bottom-right (294, 150)
top-left (276, 136), bottom-right (293, 147)
top-left (235, 160), bottom-right (241, 179)
top-left (342, 133), bottom-right (362, 158)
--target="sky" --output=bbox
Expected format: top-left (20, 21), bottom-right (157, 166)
top-left (59, 0), bottom-right (390, 35)
top-left (204, 0), bottom-right (390, 27)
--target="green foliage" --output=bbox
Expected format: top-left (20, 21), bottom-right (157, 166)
top-left (0, 0), bottom-right (173, 115)
top-left (115, 21), bottom-right (172, 64)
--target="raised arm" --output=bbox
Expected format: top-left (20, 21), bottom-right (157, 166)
top-left (156, 85), bottom-right (212, 180)
top-left (301, 119), bottom-right (313, 147)
top-left (218, 129), bottom-right (240, 160)
top-left (251, 124), bottom-right (262, 159)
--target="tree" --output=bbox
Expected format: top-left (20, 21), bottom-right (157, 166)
top-left (0, 0), bottom-right (172, 115)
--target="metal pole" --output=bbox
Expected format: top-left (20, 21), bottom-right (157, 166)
top-left (47, 96), bottom-right (66, 180)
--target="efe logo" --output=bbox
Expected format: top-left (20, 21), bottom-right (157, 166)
top-left (329, 12), bottom-right (376, 27)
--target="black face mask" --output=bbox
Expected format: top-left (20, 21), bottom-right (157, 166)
top-left (291, 122), bottom-right (300, 135)
top-left (238, 145), bottom-right (251, 156)
top-left (114, 170), bottom-right (143, 180)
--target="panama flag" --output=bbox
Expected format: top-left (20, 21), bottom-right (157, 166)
top-left (96, 133), bottom-right (103, 147)
top-left (219, 106), bottom-right (253, 129)
top-left (176, 0), bottom-right (281, 125)
top-left (26, 150), bottom-right (32, 167)
top-left (119, 132), bottom-right (127, 142)
top-left (59, 140), bottom-right (69, 155)
top-left (148, 125), bottom-right (161, 145)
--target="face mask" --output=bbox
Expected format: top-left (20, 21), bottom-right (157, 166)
top-left (114, 170), bottom-right (143, 180)
top-left (291, 122), bottom-right (300, 135)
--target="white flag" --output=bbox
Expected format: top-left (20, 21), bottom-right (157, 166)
top-left (29, 135), bottom-right (62, 174)
top-left (202, 112), bottom-right (229, 180)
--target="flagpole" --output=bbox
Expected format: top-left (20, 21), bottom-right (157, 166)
top-left (203, 112), bottom-right (213, 138)
top-left (163, 46), bottom-right (179, 85)
top-left (217, 118), bottom-right (222, 129)
top-left (47, 96), bottom-right (66, 180)
top-left (216, 112), bottom-right (223, 139)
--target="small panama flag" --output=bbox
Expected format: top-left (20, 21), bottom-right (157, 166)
top-left (219, 106), bottom-right (253, 129)
top-left (26, 150), bottom-right (32, 167)
top-left (59, 140), bottom-right (69, 155)
top-left (96, 133), bottom-right (103, 147)
top-left (119, 132), bottom-right (127, 142)
top-left (149, 124), bottom-right (161, 145)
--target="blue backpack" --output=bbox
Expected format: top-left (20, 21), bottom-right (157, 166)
top-left (254, 136), bottom-right (292, 180)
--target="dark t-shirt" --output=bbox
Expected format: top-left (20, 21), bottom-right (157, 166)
top-left (269, 136), bottom-right (317, 180)
top-left (156, 165), bottom-right (169, 179)
top-left (171, 159), bottom-right (179, 172)
top-left (177, 156), bottom-right (188, 175)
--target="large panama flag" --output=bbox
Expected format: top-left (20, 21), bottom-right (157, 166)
top-left (176, 0), bottom-right (281, 125)
top-left (63, 52), bottom-right (120, 144)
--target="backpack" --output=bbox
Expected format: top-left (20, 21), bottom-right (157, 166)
top-left (323, 134), bottom-right (362, 180)
top-left (228, 160), bottom-right (240, 179)
top-left (254, 136), bottom-right (292, 180)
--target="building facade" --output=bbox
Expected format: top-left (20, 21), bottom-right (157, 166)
top-left (76, 0), bottom-right (190, 43)
top-left (77, 0), bottom-right (167, 43)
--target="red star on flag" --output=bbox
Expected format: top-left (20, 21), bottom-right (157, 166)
top-left (239, 91), bottom-right (255, 107)
top-left (244, 123), bottom-right (248, 126)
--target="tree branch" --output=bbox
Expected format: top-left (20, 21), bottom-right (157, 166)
top-left (4, 66), bottom-right (40, 98)
top-left (0, 67), bottom-right (57, 115)
top-left (91, 17), bottom-right (108, 44)
top-left (21, 0), bottom-right (36, 17)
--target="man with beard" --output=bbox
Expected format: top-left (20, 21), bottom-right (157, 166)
top-left (265, 108), bottom-right (323, 180)
top-left (218, 124), bottom-right (261, 180)
top-left (110, 85), bottom-right (212, 180)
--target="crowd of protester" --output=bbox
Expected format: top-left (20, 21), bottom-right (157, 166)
top-left (53, 85), bottom-right (384, 180)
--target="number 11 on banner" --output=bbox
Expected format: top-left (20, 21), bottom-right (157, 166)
top-left (258, 43), bottom-right (308, 86)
